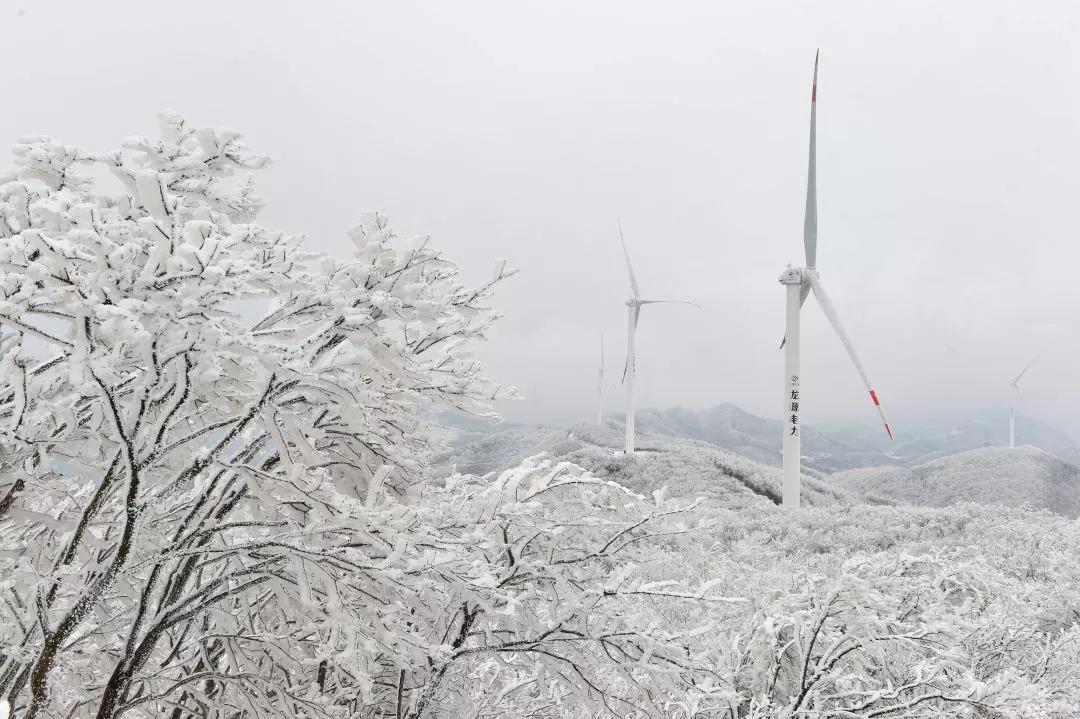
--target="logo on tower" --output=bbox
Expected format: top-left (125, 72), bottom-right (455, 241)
top-left (788, 375), bottom-right (801, 437)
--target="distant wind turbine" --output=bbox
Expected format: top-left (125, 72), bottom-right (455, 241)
top-left (619, 222), bottom-right (700, 454)
top-left (1008, 354), bottom-right (1038, 448)
top-left (778, 51), bottom-right (893, 509)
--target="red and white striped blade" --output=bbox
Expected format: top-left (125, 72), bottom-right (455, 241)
top-left (809, 274), bottom-right (893, 440)
top-left (869, 389), bottom-right (893, 440)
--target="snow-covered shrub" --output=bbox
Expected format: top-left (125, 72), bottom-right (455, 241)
top-left (380, 457), bottom-right (729, 719)
top-left (654, 504), bottom-right (1080, 718)
top-left (696, 550), bottom-right (1078, 717)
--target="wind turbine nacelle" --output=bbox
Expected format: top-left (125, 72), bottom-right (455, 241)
top-left (779, 267), bottom-right (819, 285)
top-left (779, 267), bottom-right (805, 285)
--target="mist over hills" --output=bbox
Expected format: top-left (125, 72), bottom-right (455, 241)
top-left (829, 446), bottom-right (1080, 517)
top-left (434, 403), bottom-right (1080, 516)
top-left (818, 411), bottom-right (1080, 468)
top-left (626, 403), bottom-right (1080, 471)
top-left (630, 404), bottom-right (881, 473)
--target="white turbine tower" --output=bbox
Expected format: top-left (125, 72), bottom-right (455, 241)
top-left (779, 51), bottom-right (893, 509)
top-left (1008, 354), bottom-right (1038, 448)
top-left (619, 222), bottom-right (699, 454)
top-left (597, 332), bottom-right (605, 425)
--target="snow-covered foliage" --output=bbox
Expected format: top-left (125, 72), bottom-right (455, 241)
top-left (0, 114), bottom-right (518, 717)
top-left (677, 503), bottom-right (1080, 717)
top-left (385, 457), bottom-right (724, 719)
top-left (432, 432), bottom-right (1080, 716)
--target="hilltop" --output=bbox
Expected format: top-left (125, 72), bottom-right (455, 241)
top-left (433, 418), bottom-right (860, 508)
top-left (827, 445), bottom-right (1080, 516)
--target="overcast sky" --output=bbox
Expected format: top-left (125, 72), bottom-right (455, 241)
top-left (5, 1), bottom-right (1080, 436)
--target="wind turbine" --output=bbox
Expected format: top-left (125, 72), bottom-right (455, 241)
top-left (778, 51), bottom-right (893, 509)
top-left (619, 222), bottom-right (699, 454)
top-left (1008, 354), bottom-right (1038, 448)
top-left (597, 332), bottom-right (605, 425)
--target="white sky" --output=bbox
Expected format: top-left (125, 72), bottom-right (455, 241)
top-left (4, 0), bottom-right (1079, 436)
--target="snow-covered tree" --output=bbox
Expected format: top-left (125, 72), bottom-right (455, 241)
top-left (0, 113), bottom-right (517, 717)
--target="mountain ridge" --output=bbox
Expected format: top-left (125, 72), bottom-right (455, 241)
top-left (827, 445), bottom-right (1080, 516)
top-left (618, 403), bottom-right (1080, 471)
top-left (431, 419), bottom-right (864, 509)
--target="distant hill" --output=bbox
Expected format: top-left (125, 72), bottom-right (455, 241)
top-left (432, 418), bottom-right (864, 509)
top-left (618, 404), bottom-right (1080, 472)
top-left (818, 412), bottom-right (1080, 467)
top-left (433, 425), bottom-right (579, 476)
top-left (432, 406), bottom-right (1080, 513)
top-left (827, 446), bottom-right (1080, 517)
top-left (630, 404), bottom-right (890, 473)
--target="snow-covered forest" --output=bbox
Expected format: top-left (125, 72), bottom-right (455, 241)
top-left (0, 115), bottom-right (1078, 718)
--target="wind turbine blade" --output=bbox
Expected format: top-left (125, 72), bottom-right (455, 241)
top-left (779, 285), bottom-right (812, 348)
top-left (804, 50), bottom-right (819, 269)
top-left (637, 299), bottom-right (703, 308)
top-left (809, 274), bottom-right (893, 439)
top-left (1011, 354), bottom-right (1039, 386)
top-left (618, 220), bottom-right (642, 298)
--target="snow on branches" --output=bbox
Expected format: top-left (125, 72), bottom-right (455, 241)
top-left (0, 113), bottom-right (520, 718)
top-left (392, 457), bottom-right (728, 719)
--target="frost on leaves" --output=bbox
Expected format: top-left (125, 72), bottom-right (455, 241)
top-left (0, 114), bottom-right (518, 718)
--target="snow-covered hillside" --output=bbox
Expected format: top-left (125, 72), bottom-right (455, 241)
top-left (828, 445), bottom-right (1080, 516)
top-left (434, 419), bottom-right (861, 508)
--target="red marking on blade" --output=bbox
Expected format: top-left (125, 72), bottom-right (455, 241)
top-left (884, 423), bottom-right (893, 440)
top-left (812, 84), bottom-right (817, 102)
top-left (869, 390), bottom-right (880, 406)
